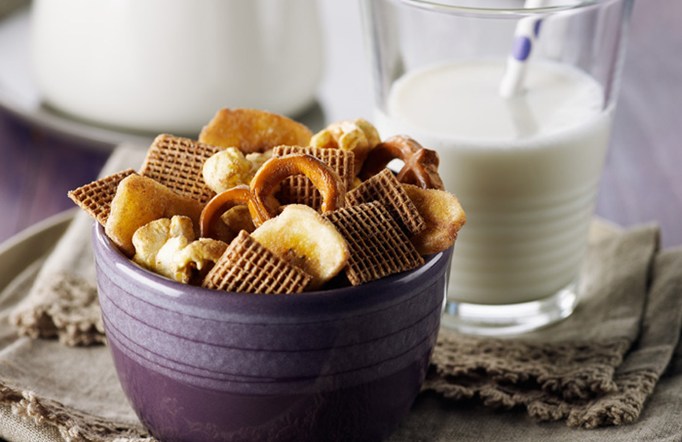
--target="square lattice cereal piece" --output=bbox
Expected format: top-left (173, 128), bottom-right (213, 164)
top-left (273, 145), bottom-right (354, 210)
top-left (346, 168), bottom-right (425, 235)
top-left (67, 169), bottom-right (136, 227)
top-left (140, 134), bottom-right (222, 204)
top-left (202, 231), bottom-right (311, 294)
top-left (324, 201), bottom-right (424, 286)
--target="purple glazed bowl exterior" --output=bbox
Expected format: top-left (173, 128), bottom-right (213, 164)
top-left (93, 223), bottom-right (451, 442)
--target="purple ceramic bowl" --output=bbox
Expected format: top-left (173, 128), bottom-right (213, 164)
top-left (93, 223), bottom-right (451, 442)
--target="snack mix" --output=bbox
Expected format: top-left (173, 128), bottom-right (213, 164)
top-left (69, 109), bottom-right (466, 294)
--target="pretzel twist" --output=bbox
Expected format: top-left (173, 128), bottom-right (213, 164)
top-left (200, 154), bottom-right (346, 234)
top-left (359, 135), bottom-right (444, 190)
top-left (200, 185), bottom-right (252, 239)
top-left (249, 154), bottom-right (346, 226)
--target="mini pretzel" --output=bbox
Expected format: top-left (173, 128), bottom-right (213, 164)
top-left (249, 154), bottom-right (346, 226)
top-left (200, 185), bottom-right (252, 239)
top-left (359, 135), bottom-right (444, 190)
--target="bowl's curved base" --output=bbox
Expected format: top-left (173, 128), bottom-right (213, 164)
top-left (109, 339), bottom-right (431, 442)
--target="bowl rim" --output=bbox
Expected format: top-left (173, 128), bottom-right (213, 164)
top-left (93, 223), bottom-right (451, 319)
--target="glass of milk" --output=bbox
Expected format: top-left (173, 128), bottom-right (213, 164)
top-left (361, 0), bottom-right (633, 335)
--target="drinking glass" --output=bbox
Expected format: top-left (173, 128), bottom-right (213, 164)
top-left (361, 0), bottom-right (633, 335)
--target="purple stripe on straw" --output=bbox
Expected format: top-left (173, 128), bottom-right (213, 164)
top-left (512, 36), bottom-right (532, 61)
top-left (534, 19), bottom-right (543, 37)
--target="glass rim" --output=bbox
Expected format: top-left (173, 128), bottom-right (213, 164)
top-left (397, 0), bottom-right (614, 16)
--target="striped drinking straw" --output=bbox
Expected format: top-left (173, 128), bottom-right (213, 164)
top-left (499, 0), bottom-right (546, 98)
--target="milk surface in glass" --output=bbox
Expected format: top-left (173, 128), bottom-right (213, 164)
top-left (376, 59), bottom-right (613, 305)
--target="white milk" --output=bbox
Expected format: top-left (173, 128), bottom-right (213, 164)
top-left (377, 60), bottom-right (612, 305)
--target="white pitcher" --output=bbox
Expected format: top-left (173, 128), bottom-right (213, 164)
top-left (30, 0), bottom-right (323, 134)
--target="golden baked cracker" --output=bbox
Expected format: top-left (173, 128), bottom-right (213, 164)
top-left (251, 204), bottom-right (349, 290)
top-left (310, 118), bottom-right (380, 175)
top-left (218, 206), bottom-right (256, 240)
top-left (402, 184), bottom-right (466, 255)
top-left (273, 145), bottom-right (354, 210)
top-left (140, 134), bottom-right (222, 204)
top-left (346, 168), bottom-right (426, 235)
top-left (323, 202), bottom-right (424, 286)
top-left (132, 216), bottom-right (227, 284)
top-left (105, 175), bottom-right (203, 256)
top-left (199, 108), bottom-right (313, 154)
top-left (67, 169), bottom-right (136, 227)
top-left (202, 147), bottom-right (254, 193)
top-left (202, 231), bottom-right (311, 294)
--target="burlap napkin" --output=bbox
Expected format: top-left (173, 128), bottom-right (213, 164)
top-left (391, 245), bottom-right (682, 442)
top-left (424, 223), bottom-right (663, 428)
top-left (10, 146), bottom-right (147, 347)
top-left (2, 145), bottom-right (682, 441)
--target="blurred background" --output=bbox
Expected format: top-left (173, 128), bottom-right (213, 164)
top-left (0, 0), bottom-right (679, 248)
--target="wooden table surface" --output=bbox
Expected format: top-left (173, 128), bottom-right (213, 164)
top-left (0, 0), bottom-right (680, 248)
